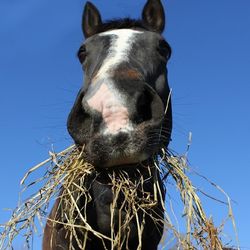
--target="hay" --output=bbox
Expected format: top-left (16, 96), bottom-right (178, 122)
top-left (0, 144), bottom-right (239, 249)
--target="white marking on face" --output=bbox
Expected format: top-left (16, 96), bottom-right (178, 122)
top-left (85, 29), bottom-right (143, 135)
top-left (96, 29), bottom-right (143, 78)
top-left (85, 82), bottom-right (134, 135)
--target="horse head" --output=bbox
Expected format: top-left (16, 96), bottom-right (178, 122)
top-left (67, 0), bottom-right (172, 167)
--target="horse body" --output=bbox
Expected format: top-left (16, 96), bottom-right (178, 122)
top-left (43, 0), bottom-right (172, 249)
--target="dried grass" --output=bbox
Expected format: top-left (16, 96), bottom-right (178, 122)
top-left (0, 144), bottom-right (239, 249)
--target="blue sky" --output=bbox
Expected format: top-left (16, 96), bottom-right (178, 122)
top-left (0, 0), bottom-right (250, 249)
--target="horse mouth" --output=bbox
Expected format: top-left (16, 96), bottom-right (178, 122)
top-left (82, 121), bottom-right (167, 167)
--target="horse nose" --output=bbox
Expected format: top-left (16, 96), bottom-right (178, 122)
top-left (83, 82), bottom-right (133, 134)
top-left (102, 104), bottom-right (132, 134)
top-left (82, 81), bottom-right (165, 135)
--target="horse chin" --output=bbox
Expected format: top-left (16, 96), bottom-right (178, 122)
top-left (104, 152), bottom-right (149, 168)
top-left (86, 147), bottom-right (151, 168)
top-left (82, 129), bottom-right (159, 168)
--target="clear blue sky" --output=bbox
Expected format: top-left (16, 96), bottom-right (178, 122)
top-left (0, 0), bottom-right (249, 249)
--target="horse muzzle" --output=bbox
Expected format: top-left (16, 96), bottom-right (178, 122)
top-left (67, 79), bottom-right (167, 167)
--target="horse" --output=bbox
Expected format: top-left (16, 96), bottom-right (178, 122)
top-left (42, 0), bottom-right (172, 249)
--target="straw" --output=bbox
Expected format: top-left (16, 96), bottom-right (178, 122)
top-left (0, 145), bottom-right (239, 249)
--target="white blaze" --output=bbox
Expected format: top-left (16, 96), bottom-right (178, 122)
top-left (97, 29), bottom-right (143, 78)
top-left (87, 29), bottom-right (143, 135)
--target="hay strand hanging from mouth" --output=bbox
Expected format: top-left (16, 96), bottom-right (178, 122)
top-left (0, 145), bottom-right (238, 250)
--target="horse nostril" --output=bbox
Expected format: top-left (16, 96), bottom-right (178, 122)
top-left (135, 88), bottom-right (153, 124)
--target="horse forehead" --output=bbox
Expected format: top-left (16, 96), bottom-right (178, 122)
top-left (97, 29), bottom-right (162, 45)
top-left (98, 29), bottom-right (143, 38)
top-left (93, 29), bottom-right (144, 78)
top-left (98, 29), bottom-right (144, 56)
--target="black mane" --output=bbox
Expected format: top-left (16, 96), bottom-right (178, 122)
top-left (95, 18), bottom-right (154, 33)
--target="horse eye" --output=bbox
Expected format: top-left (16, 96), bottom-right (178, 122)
top-left (77, 45), bottom-right (87, 64)
top-left (158, 40), bottom-right (171, 60)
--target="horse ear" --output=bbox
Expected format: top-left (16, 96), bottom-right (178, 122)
top-left (82, 1), bottom-right (102, 38)
top-left (142, 0), bottom-right (165, 33)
